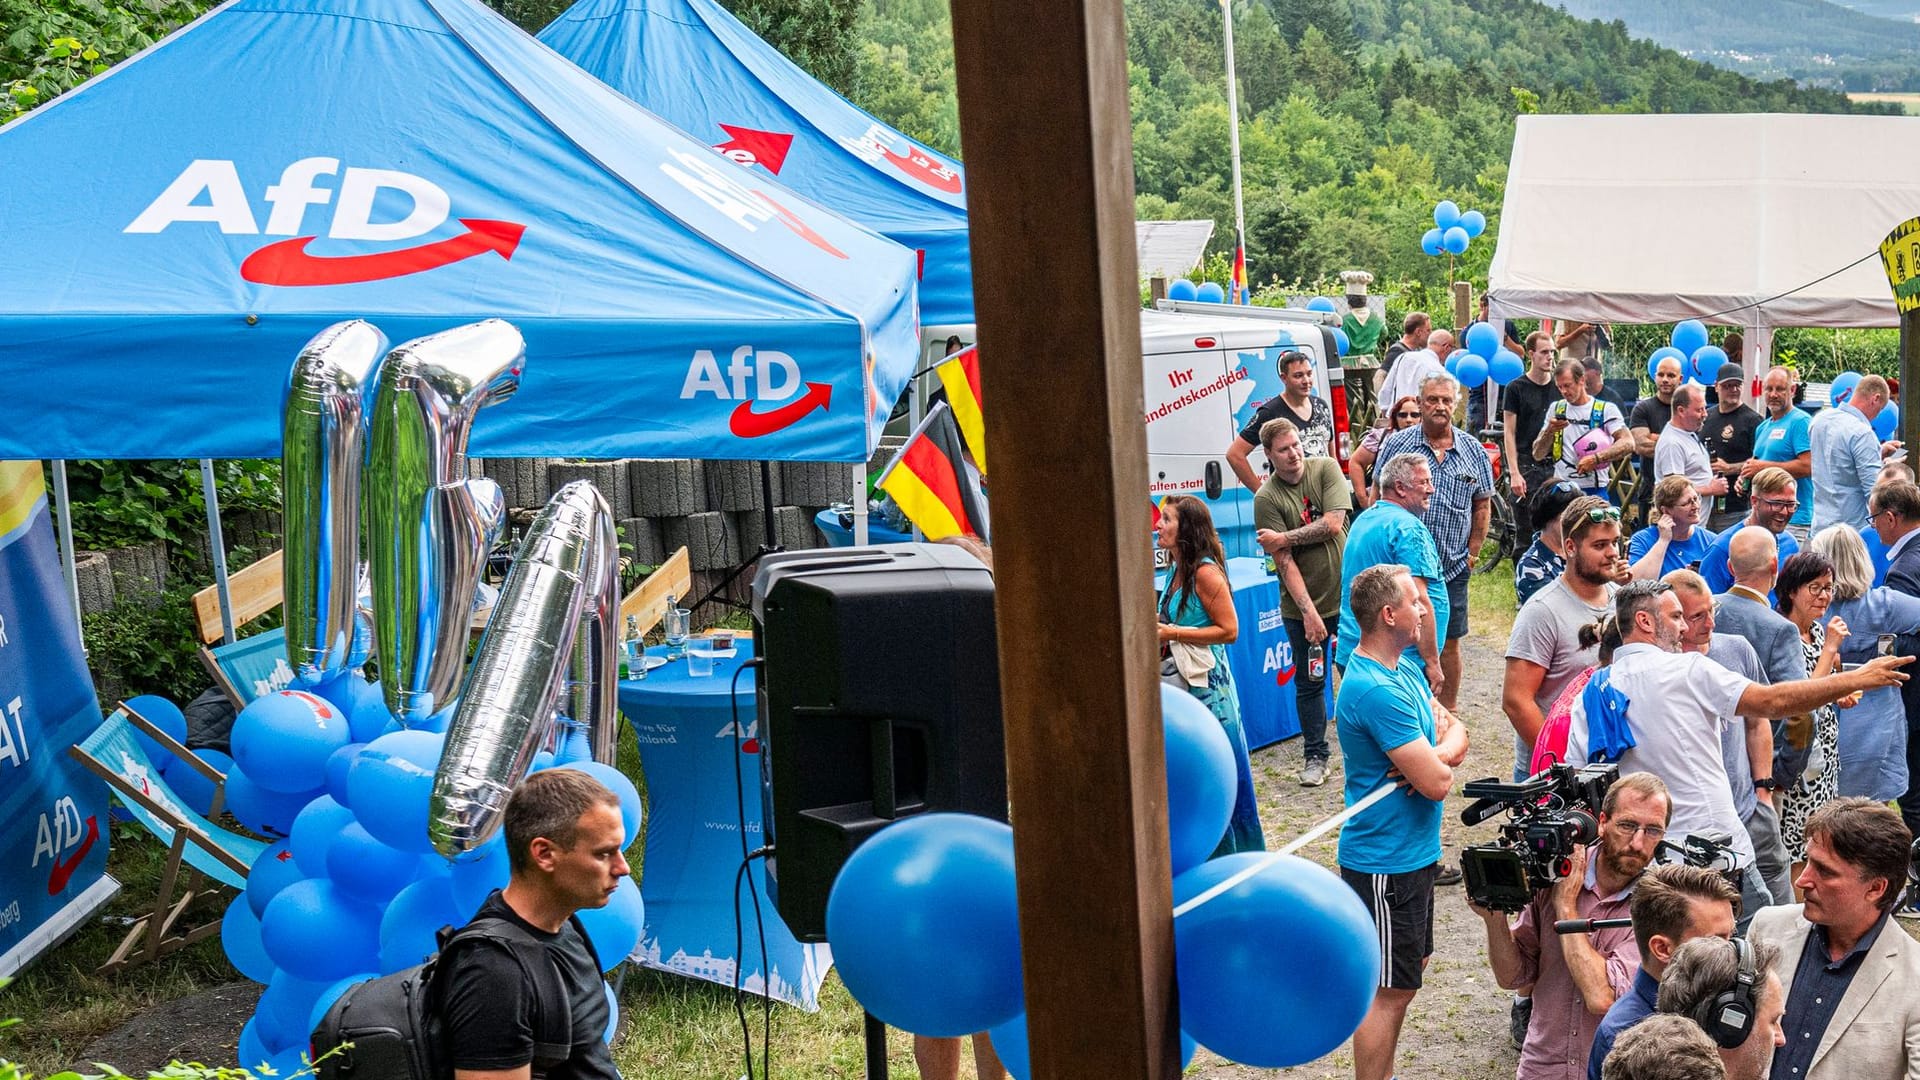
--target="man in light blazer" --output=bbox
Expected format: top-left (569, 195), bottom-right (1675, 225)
top-left (1749, 798), bottom-right (1920, 1080)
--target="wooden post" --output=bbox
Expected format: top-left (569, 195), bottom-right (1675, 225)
top-left (947, 0), bottom-right (1179, 1077)
top-left (1150, 275), bottom-right (1168, 301)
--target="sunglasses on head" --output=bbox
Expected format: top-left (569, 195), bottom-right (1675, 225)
top-left (1580, 506), bottom-right (1622, 523)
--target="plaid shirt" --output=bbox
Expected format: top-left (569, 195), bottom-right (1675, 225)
top-left (1378, 424), bottom-right (1494, 580)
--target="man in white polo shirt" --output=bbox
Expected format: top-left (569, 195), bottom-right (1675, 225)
top-left (1651, 383), bottom-right (1728, 504)
top-left (1563, 579), bottom-right (1911, 926)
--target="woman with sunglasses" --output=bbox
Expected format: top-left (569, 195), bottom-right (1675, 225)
top-left (1773, 550), bottom-right (1858, 881)
top-left (1348, 395), bottom-right (1421, 509)
top-left (1808, 526), bottom-right (1920, 809)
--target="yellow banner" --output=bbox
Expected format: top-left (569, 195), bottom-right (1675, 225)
top-left (1879, 216), bottom-right (1920, 314)
top-left (0, 460), bottom-right (47, 540)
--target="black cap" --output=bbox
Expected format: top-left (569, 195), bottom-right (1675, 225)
top-left (1716, 362), bottom-right (1744, 385)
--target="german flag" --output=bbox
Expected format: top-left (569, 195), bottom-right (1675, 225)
top-left (877, 403), bottom-right (988, 541)
top-left (1229, 244), bottom-right (1248, 304)
top-left (934, 344), bottom-right (986, 474)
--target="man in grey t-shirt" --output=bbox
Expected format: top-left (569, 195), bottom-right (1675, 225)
top-left (1504, 497), bottom-right (1622, 779)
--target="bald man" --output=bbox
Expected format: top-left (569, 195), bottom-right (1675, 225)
top-left (1811, 373), bottom-right (1897, 531)
top-left (1630, 355), bottom-right (1684, 519)
top-left (1378, 329), bottom-right (1457, 417)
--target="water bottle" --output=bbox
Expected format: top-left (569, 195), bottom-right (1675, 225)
top-left (1307, 641), bottom-right (1325, 681)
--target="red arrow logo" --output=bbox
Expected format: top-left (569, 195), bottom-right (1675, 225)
top-left (715, 124), bottom-right (794, 174)
top-left (729, 382), bottom-right (832, 439)
top-left (752, 192), bottom-right (846, 260)
top-left (239, 219), bottom-right (526, 287)
top-left (880, 142), bottom-right (962, 194)
top-left (47, 814), bottom-right (100, 895)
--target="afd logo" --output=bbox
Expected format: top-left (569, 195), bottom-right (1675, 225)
top-left (33, 796), bottom-right (99, 897)
top-left (840, 123), bottom-right (961, 195)
top-left (682, 346), bottom-right (832, 439)
top-left (659, 148), bottom-right (845, 259)
top-left (124, 159), bottom-right (526, 286)
top-left (1263, 636), bottom-right (1297, 688)
top-left (714, 718), bottom-right (760, 754)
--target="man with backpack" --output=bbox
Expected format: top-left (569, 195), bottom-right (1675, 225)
top-left (1533, 358), bottom-right (1634, 500)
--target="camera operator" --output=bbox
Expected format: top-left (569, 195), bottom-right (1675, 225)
top-left (1653, 936), bottom-right (1786, 1080)
top-left (1474, 772), bottom-right (1672, 1080)
top-left (1591, 866), bottom-right (1741, 1079)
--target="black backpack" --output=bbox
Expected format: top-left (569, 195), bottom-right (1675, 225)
top-left (310, 912), bottom-right (598, 1080)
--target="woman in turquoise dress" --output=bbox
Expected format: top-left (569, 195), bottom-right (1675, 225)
top-left (1155, 494), bottom-right (1267, 856)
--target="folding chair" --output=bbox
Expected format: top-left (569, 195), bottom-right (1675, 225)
top-left (68, 703), bottom-right (269, 973)
top-left (199, 625), bottom-right (294, 709)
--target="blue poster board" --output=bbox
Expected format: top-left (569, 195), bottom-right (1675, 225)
top-left (0, 462), bottom-right (117, 976)
top-left (615, 641), bottom-right (831, 1009)
top-left (1160, 557), bottom-right (1331, 750)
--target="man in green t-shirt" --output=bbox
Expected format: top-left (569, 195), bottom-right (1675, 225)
top-left (1254, 416), bottom-right (1353, 786)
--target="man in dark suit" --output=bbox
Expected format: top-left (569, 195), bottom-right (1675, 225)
top-left (1711, 526), bottom-right (1803, 905)
top-left (1870, 480), bottom-right (1920, 842)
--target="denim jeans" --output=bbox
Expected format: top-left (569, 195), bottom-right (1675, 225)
top-left (1284, 615), bottom-right (1331, 764)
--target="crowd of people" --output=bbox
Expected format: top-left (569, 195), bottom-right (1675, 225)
top-left (1152, 317), bottom-right (1920, 1080)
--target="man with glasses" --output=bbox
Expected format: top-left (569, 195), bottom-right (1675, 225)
top-left (1379, 373), bottom-right (1494, 712)
top-left (1505, 332), bottom-right (1563, 506)
top-left (1870, 480), bottom-right (1920, 843)
top-left (1535, 358), bottom-right (1635, 499)
top-left (1699, 467), bottom-right (1802, 596)
top-left (1473, 771), bottom-right (1672, 1080)
top-left (1563, 581), bottom-right (1911, 932)
top-left (1703, 362), bottom-right (1762, 530)
top-left (1338, 453), bottom-right (1447, 693)
top-left (1741, 367), bottom-right (1814, 543)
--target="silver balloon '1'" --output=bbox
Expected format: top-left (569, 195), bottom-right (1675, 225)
top-left (430, 480), bottom-right (619, 856)
top-left (282, 320), bottom-right (387, 684)
top-left (365, 319), bottom-right (523, 722)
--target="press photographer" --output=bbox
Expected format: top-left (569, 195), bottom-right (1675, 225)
top-left (1473, 771), bottom-right (1673, 1080)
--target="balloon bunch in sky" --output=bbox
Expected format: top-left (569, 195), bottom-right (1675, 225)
top-left (1444, 319), bottom-right (1523, 391)
top-left (1421, 200), bottom-right (1487, 258)
top-left (1167, 278), bottom-right (1227, 304)
top-left (822, 686), bottom-right (1382, 1075)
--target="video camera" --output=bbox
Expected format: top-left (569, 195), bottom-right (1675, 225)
top-left (1459, 763), bottom-right (1618, 912)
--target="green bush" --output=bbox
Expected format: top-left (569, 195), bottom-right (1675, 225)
top-left (81, 587), bottom-right (209, 707)
top-left (62, 461), bottom-right (281, 562)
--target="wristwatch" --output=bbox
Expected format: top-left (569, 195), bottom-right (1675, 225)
top-left (1753, 778), bottom-right (1781, 791)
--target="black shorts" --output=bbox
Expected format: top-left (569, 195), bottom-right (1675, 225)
top-left (1340, 864), bottom-right (1437, 990)
top-left (1445, 571), bottom-right (1471, 641)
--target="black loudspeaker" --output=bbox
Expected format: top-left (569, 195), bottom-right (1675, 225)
top-left (752, 543), bottom-right (1007, 943)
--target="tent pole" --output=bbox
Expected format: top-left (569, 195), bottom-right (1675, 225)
top-left (200, 459), bottom-right (236, 645)
top-left (852, 481), bottom-right (869, 545)
top-left (908, 357), bottom-right (925, 543)
top-left (51, 461), bottom-right (83, 641)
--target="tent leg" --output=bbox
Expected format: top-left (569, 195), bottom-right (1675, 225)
top-left (908, 366), bottom-right (925, 544)
top-left (853, 488), bottom-right (869, 545)
top-left (200, 460), bottom-right (236, 645)
top-left (51, 461), bottom-right (84, 642)
top-left (1744, 325), bottom-right (1773, 394)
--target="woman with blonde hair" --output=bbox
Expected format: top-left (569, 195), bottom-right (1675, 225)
top-left (1808, 525), bottom-right (1920, 803)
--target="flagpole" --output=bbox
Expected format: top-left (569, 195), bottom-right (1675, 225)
top-left (1221, 0), bottom-right (1247, 302)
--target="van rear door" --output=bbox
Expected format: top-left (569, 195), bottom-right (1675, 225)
top-left (1143, 334), bottom-right (1246, 563)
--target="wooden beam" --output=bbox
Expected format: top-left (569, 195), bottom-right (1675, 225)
top-left (619, 546), bottom-right (691, 637)
top-left (190, 549), bottom-right (284, 643)
top-left (946, 1), bottom-right (1178, 1077)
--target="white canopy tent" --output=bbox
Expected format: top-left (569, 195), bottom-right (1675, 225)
top-left (1488, 112), bottom-right (1920, 375)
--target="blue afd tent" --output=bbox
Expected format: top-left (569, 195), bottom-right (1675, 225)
top-left (0, 0), bottom-right (918, 463)
top-left (540, 0), bottom-right (973, 326)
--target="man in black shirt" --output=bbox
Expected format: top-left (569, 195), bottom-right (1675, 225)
top-left (1381, 311), bottom-right (1430, 376)
top-left (1466, 295), bottom-right (1525, 433)
top-left (446, 769), bottom-right (629, 1080)
top-left (1702, 362), bottom-right (1762, 530)
top-left (1227, 349), bottom-right (1336, 492)
top-left (1502, 331), bottom-right (1561, 505)
top-left (1584, 358), bottom-right (1629, 410)
top-left (1629, 356), bottom-right (1683, 522)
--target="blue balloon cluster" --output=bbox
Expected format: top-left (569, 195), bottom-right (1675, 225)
top-left (1657, 321), bottom-right (1738, 386)
top-left (212, 675), bottom-right (647, 1070)
top-left (1421, 201), bottom-right (1487, 260)
top-left (823, 685), bottom-right (1380, 1068)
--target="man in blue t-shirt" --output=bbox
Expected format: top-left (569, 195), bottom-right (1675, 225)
top-left (1337, 451), bottom-right (1447, 688)
top-left (1336, 563), bottom-right (1469, 1080)
top-left (1627, 475), bottom-right (1717, 579)
top-left (1741, 366), bottom-right (1813, 541)
top-left (1698, 466), bottom-right (1800, 597)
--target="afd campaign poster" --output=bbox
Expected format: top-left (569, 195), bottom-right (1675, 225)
top-left (0, 461), bottom-right (115, 977)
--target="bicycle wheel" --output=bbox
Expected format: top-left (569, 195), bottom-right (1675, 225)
top-left (1474, 488), bottom-right (1517, 576)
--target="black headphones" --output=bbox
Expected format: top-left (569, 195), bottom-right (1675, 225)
top-left (1692, 936), bottom-right (1758, 1049)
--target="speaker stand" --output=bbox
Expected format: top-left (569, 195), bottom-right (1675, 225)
top-left (687, 461), bottom-right (784, 615)
top-left (863, 1012), bottom-right (889, 1080)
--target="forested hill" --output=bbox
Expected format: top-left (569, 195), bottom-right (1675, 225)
top-left (1551, 0), bottom-right (1920, 88)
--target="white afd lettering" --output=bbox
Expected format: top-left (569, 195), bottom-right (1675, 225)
top-left (331, 168), bottom-right (451, 241)
top-left (660, 149), bottom-right (774, 233)
top-left (126, 160), bottom-right (451, 241)
top-left (31, 797), bottom-right (81, 868)
top-left (0, 695), bottom-right (25, 768)
top-left (1262, 640), bottom-right (1294, 674)
top-left (679, 347), bottom-right (801, 402)
top-left (125, 160), bottom-right (259, 234)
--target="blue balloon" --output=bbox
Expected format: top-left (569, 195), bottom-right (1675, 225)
top-left (1331, 326), bottom-right (1350, 357)
top-left (263, 1047), bottom-right (307, 1078)
top-left (311, 670), bottom-right (361, 717)
top-left (1195, 282), bottom-right (1226, 304)
top-left (288, 794), bottom-right (357, 877)
top-left (553, 724), bottom-right (594, 765)
top-left (1167, 278), bottom-right (1199, 302)
top-left (328, 821), bottom-right (426, 905)
top-left (308, 973), bottom-right (376, 1035)
top-left (1433, 200), bottom-right (1461, 230)
top-left (1420, 228), bottom-right (1444, 257)
top-left (575, 876), bottom-right (645, 972)
top-left (226, 768), bottom-right (320, 839)
top-left (603, 981), bottom-right (619, 1044)
top-left (826, 813), bottom-right (1023, 1037)
top-left (1444, 352), bottom-right (1461, 377)
top-left (380, 874), bottom-right (463, 974)
top-left (232, 689), bottom-right (353, 794)
top-left (125, 695), bottom-right (188, 764)
top-left (346, 729), bottom-right (446, 854)
top-left (349, 612), bottom-right (374, 670)
top-left (1453, 353), bottom-right (1489, 389)
top-left (1670, 319), bottom-right (1709, 357)
top-left (559, 762), bottom-right (644, 847)
top-left (1688, 345), bottom-right (1728, 384)
top-left (221, 893), bottom-right (276, 984)
top-left (1442, 226), bottom-right (1470, 256)
top-left (256, 969), bottom-right (329, 1051)
top-left (247, 842), bottom-right (304, 918)
top-left (988, 1011), bottom-right (1193, 1080)
top-left (237, 1017), bottom-right (271, 1071)
top-left (1489, 348), bottom-right (1525, 386)
top-left (448, 835), bottom-right (510, 919)
top-left (261, 878), bottom-right (381, 982)
top-left (324, 742), bottom-right (364, 806)
top-left (348, 679), bottom-right (393, 743)
top-left (1463, 321), bottom-right (1500, 360)
top-left (528, 749), bottom-right (557, 774)
top-left (1645, 347), bottom-right (1686, 384)
top-left (1159, 685), bottom-right (1235, 874)
top-left (1460, 209), bottom-right (1487, 238)
top-left (161, 748), bottom-right (233, 818)
top-left (1876, 403), bottom-right (1901, 440)
top-left (1831, 370), bottom-right (1863, 406)
top-left (1174, 853), bottom-right (1381, 1067)
top-left (1305, 296), bottom-right (1337, 313)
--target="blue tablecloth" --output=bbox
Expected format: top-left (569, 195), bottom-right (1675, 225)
top-left (617, 640), bottom-right (831, 1009)
top-left (813, 507), bottom-right (914, 546)
top-left (1161, 557), bottom-right (1330, 749)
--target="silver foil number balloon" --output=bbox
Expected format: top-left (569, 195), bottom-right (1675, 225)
top-left (282, 320), bottom-right (388, 683)
top-left (430, 480), bottom-right (620, 856)
top-left (365, 319), bottom-right (524, 722)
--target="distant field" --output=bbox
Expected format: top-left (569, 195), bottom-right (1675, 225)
top-left (1850, 92), bottom-right (1920, 112)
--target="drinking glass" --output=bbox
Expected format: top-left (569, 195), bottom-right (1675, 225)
top-left (687, 638), bottom-right (719, 678)
top-left (665, 606), bottom-right (691, 659)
